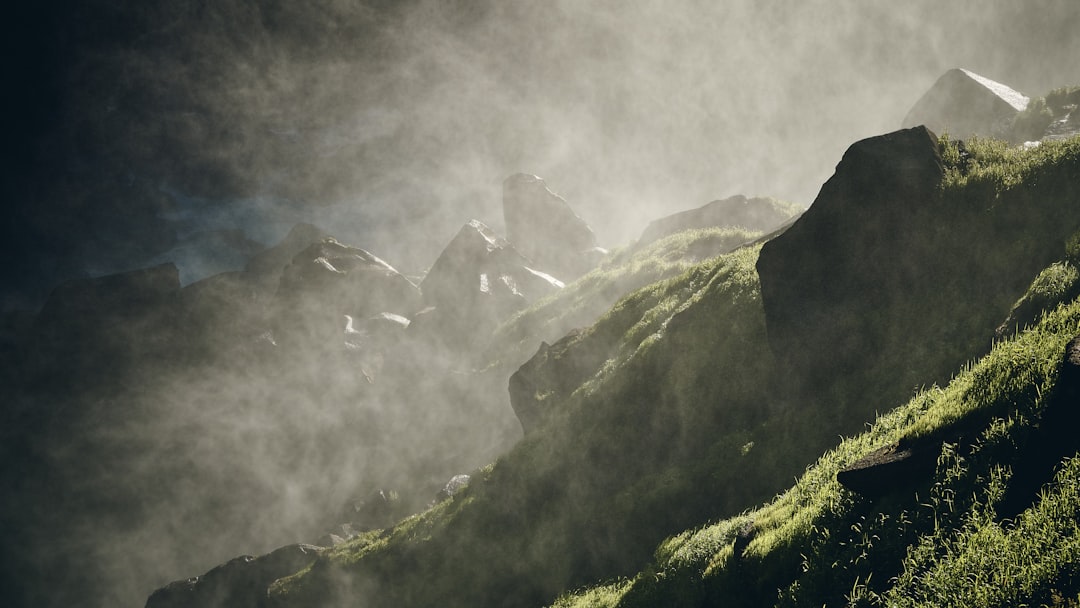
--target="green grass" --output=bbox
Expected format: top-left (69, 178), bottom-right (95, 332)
top-left (269, 133), bottom-right (1080, 608)
top-left (551, 293), bottom-right (1080, 608)
top-left (487, 226), bottom-right (766, 369)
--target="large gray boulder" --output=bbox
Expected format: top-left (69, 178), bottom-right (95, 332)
top-left (272, 238), bottom-right (420, 350)
top-left (902, 68), bottom-right (1029, 140)
top-left (637, 195), bottom-right (801, 249)
top-left (414, 220), bottom-right (562, 354)
top-left (503, 173), bottom-right (602, 282)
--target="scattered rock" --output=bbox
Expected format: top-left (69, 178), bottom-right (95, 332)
top-left (836, 441), bottom-right (939, 497)
top-left (435, 474), bottom-right (472, 502)
top-left (503, 173), bottom-right (600, 281)
top-left (637, 195), bottom-right (801, 249)
top-left (901, 68), bottom-right (1029, 140)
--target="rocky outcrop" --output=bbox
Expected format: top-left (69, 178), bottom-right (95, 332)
top-left (414, 220), bottom-right (562, 353)
top-left (503, 173), bottom-right (601, 282)
top-left (145, 544), bottom-right (322, 608)
top-left (837, 441), bottom-right (938, 497)
top-left (757, 126), bottom-right (946, 394)
top-left (902, 68), bottom-right (1028, 140)
top-left (272, 238), bottom-right (420, 350)
top-left (636, 195), bottom-right (800, 249)
top-left (509, 328), bottom-right (610, 435)
top-left (1001, 332), bottom-right (1080, 515)
top-left (28, 263), bottom-right (182, 373)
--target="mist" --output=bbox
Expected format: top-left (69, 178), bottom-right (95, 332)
top-left (3, 1), bottom-right (1080, 607)
top-left (5, 0), bottom-right (1079, 302)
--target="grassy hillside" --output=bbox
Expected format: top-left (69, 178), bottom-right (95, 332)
top-left (487, 225), bottom-right (771, 369)
top-left (265, 133), bottom-right (1080, 608)
top-left (552, 285), bottom-right (1080, 608)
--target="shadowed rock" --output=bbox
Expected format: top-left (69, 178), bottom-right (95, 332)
top-left (509, 328), bottom-right (609, 435)
top-left (145, 544), bottom-right (322, 608)
top-left (245, 223), bottom-right (330, 291)
top-left (272, 237), bottom-right (420, 350)
top-left (837, 441), bottom-right (939, 497)
top-left (637, 195), bottom-right (801, 249)
top-left (503, 173), bottom-right (600, 282)
top-left (757, 126), bottom-right (945, 394)
top-left (1001, 332), bottom-right (1080, 516)
top-left (902, 68), bottom-right (1028, 140)
top-left (415, 219), bottom-right (562, 354)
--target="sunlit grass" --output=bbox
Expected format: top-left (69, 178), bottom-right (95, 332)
top-left (554, 293), bottom-right (1080, 608)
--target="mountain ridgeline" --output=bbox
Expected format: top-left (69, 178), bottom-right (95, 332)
top-left (2, 70), bottom-right (1080, 608)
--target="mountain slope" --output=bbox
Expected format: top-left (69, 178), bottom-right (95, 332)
top-left (265, 132), bottom-right (1080, 607)
top-left (553, 279), bottom-right (1080, 607)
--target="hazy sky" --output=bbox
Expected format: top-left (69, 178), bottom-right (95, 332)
top-left (4, 0), bottom-right (1080, 304)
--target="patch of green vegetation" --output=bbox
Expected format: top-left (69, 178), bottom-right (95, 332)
top-left (1009, 85), bottom-right (1080, 143)
top-left (270, 134), bottom-right (1080, 608)
top-left (488, 226), bottom-right (764, 368)
top-left (552, 291), bottom-right (1080, 608)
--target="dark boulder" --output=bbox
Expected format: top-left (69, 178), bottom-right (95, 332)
top-left (837, 441), bottom-right (939, 498)
top-left (272, 238), bottom-right (420, 350)
top-left (757, 126), bottom-right (946, 397)
top-left (415, 220), bottom-right (561, 354)
top-left (503, 173), bottom-right (600, 282)
top-left (509, 328), bottom-right (609, 435)
top-left (637, 195), bottom-right (801, 249)
top-left (1002, 333), bottom-right (1080, 516)
top-left (145, 543), bottom-right (321, 608)
top-left (902, 68), bottom-right (1028, 141)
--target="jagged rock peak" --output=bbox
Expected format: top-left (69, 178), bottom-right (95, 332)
top-left (902, 68), bottom-right (1029, 140)
top-left (502, 173), bottom-right (600, 282)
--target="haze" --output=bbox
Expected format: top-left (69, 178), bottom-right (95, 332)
top-left (2, 2), bottom-right (1080, 607)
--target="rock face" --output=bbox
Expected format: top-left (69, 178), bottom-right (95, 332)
top-left (637, 195), bottom-right (800, 249)
top-left (508, 328), bottom-right (610, 435)
top-left (902, 68), bottom-right (1029, 140)
top-left (415, 219), bottom-right (562, 353)
top-left (503, 173), bottom-right (600, 281)
top-left (273, 238), bottom-right (420, 349)
top-left (1001, 332), bottom-right (1080, 515)
top-left (757, 126), bottom-right (946, 393)
top-left (29, 263), bottom-right (181, 372)
top-left (246, 223), bottom-right (330, 291)
top-left (145, 543), bottom-right (321, 608)
top-left (836, 441), bottom-right (938, 497)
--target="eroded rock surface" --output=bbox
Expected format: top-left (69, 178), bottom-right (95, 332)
top-left (503, 173), bottom-right (600, 282)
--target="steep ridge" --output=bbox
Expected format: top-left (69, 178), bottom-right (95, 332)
top-left (264, 132), bottom-right (1080, 607)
